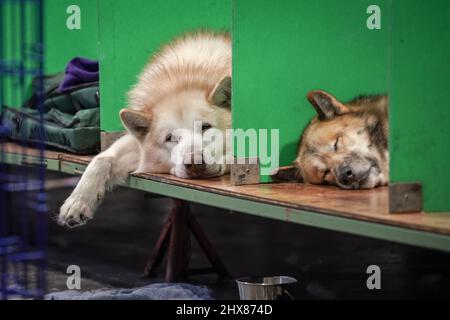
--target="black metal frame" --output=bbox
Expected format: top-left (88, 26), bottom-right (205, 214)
top-left (0, 0), bottom-right (47, 300)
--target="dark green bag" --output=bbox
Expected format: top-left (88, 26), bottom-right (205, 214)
top-left (24, 72), bottom-right (100, 114)
top-left (1, 73), bottom-right (101, 154)
top-left (1, 106), bottom-right (100, 154)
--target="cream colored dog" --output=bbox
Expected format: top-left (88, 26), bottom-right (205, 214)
top-left (58, 32), bottom-right (232, 227)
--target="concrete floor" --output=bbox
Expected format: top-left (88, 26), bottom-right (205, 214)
top-left (41, 171), bottom-right (450, 299)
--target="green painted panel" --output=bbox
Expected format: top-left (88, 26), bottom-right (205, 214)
top-left (44, 0), bottom-right (98, 74)
top-left (98, 0), bottom-right (231, 132)
top-left (1, 0), bottom-right (98, 107)
top-left (389, 0), bottom-right (450, 212)
top-left (232, 0), bottom-right (388, 181)
top-left (1, 2), bottom-right (38, 107)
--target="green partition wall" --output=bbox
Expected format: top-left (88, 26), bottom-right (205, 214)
top-left (98, 0), bottom-right (231, 132)
top-left (389, 0), bottom-right (450, 212)
top-left (233, 0), bottom-right (450, 212)
top-left (232, 0), bottom-right (388, 182)
top-left (1, 0), bottom-right (98, 107)
top-left (44, 0), bottom-right (98, 74)
top-left (4, 0), bottom-right (449, 213)
top-left (1, 2), bottom-right (37, 107)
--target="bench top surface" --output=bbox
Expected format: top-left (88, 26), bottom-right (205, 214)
top-left (3, 142), bottom-right (450, 237)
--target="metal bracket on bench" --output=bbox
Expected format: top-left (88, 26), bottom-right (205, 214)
top-left (231, 157), bottom-right (260, 185)
top-left (389, 182), bottom-right (423, 213)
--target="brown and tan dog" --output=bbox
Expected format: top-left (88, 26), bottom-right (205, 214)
top-left (273, 90), bottom-right (388, 189)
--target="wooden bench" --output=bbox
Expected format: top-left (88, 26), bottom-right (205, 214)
top-left (3, 143), bottom-right (450, 281)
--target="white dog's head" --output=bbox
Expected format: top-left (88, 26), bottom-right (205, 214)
top-left (119, 77), bottom-right (232, 178)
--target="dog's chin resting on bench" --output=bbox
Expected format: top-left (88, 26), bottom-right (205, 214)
top-left (272, 90), bottom-right (389, 190)
top-left (58, 32), bottom-right (232, 228)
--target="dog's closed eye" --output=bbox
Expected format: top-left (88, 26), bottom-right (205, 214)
top-left (322, 169), bottom-right (331, 183)
top-left (202, 123), bottom-right (212, 131)
top-left (333, 137), bottom-right (340, 152)
top-left (166, 133), bottom-right (178, 143)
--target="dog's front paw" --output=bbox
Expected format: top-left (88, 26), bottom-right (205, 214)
top-left (58, 196), bottom-right (94, 228)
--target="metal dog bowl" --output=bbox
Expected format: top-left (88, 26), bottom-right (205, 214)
top-left (236, 276), bottom-right (298, 300)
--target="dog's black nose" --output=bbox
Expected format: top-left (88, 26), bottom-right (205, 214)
top-left (338, 166), bottom-right (355, 186)
top-left (184, 153), bottom-right (207, 177)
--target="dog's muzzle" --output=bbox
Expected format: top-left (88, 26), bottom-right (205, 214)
top-left (182, 152), bottom-right (223, 179)
top-left (336, 164), bottom-right (372, 189)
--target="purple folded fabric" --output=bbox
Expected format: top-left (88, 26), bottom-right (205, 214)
top-left (58, 57), bottom-right (99, 93)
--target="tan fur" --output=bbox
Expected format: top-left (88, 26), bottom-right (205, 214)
top-left (128, 31), bottom-right (231, 112)
top-left (274, 90), bottom-right (389, 190)
top-left (121, 31), bottom-right (232, 175)
top-left (58, 31), bottom-right (233, 227)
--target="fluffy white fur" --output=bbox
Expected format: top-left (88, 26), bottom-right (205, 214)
top-left (59, 32), bottom-right (232, 227)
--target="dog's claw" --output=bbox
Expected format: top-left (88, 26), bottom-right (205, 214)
top-left (67, 219), bottom-right (78, 228)
top-left (58, 196), bottom-right (93, 228)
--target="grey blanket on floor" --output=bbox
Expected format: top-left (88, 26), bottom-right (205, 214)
top-left (45, 283), bottom-right (213, 300)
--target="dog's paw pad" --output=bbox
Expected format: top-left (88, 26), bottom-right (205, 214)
top-left (58, 197), bottom-right (93, 228)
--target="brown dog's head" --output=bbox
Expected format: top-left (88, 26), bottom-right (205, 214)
top-left (274, 90), bottom-right (388, 189)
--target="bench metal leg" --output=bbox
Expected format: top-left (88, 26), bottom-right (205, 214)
top-left (143, 198), bottom-right (230, 282)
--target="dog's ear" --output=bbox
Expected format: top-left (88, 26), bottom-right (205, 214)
top-left (120, 109), bottom-right (152, 140)
top-left (208, 76), bottom-right (231, 108)
top-left (307, 90), bottom-right (349, 121)
top-left (270, 165), bottom-right (303, 183)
